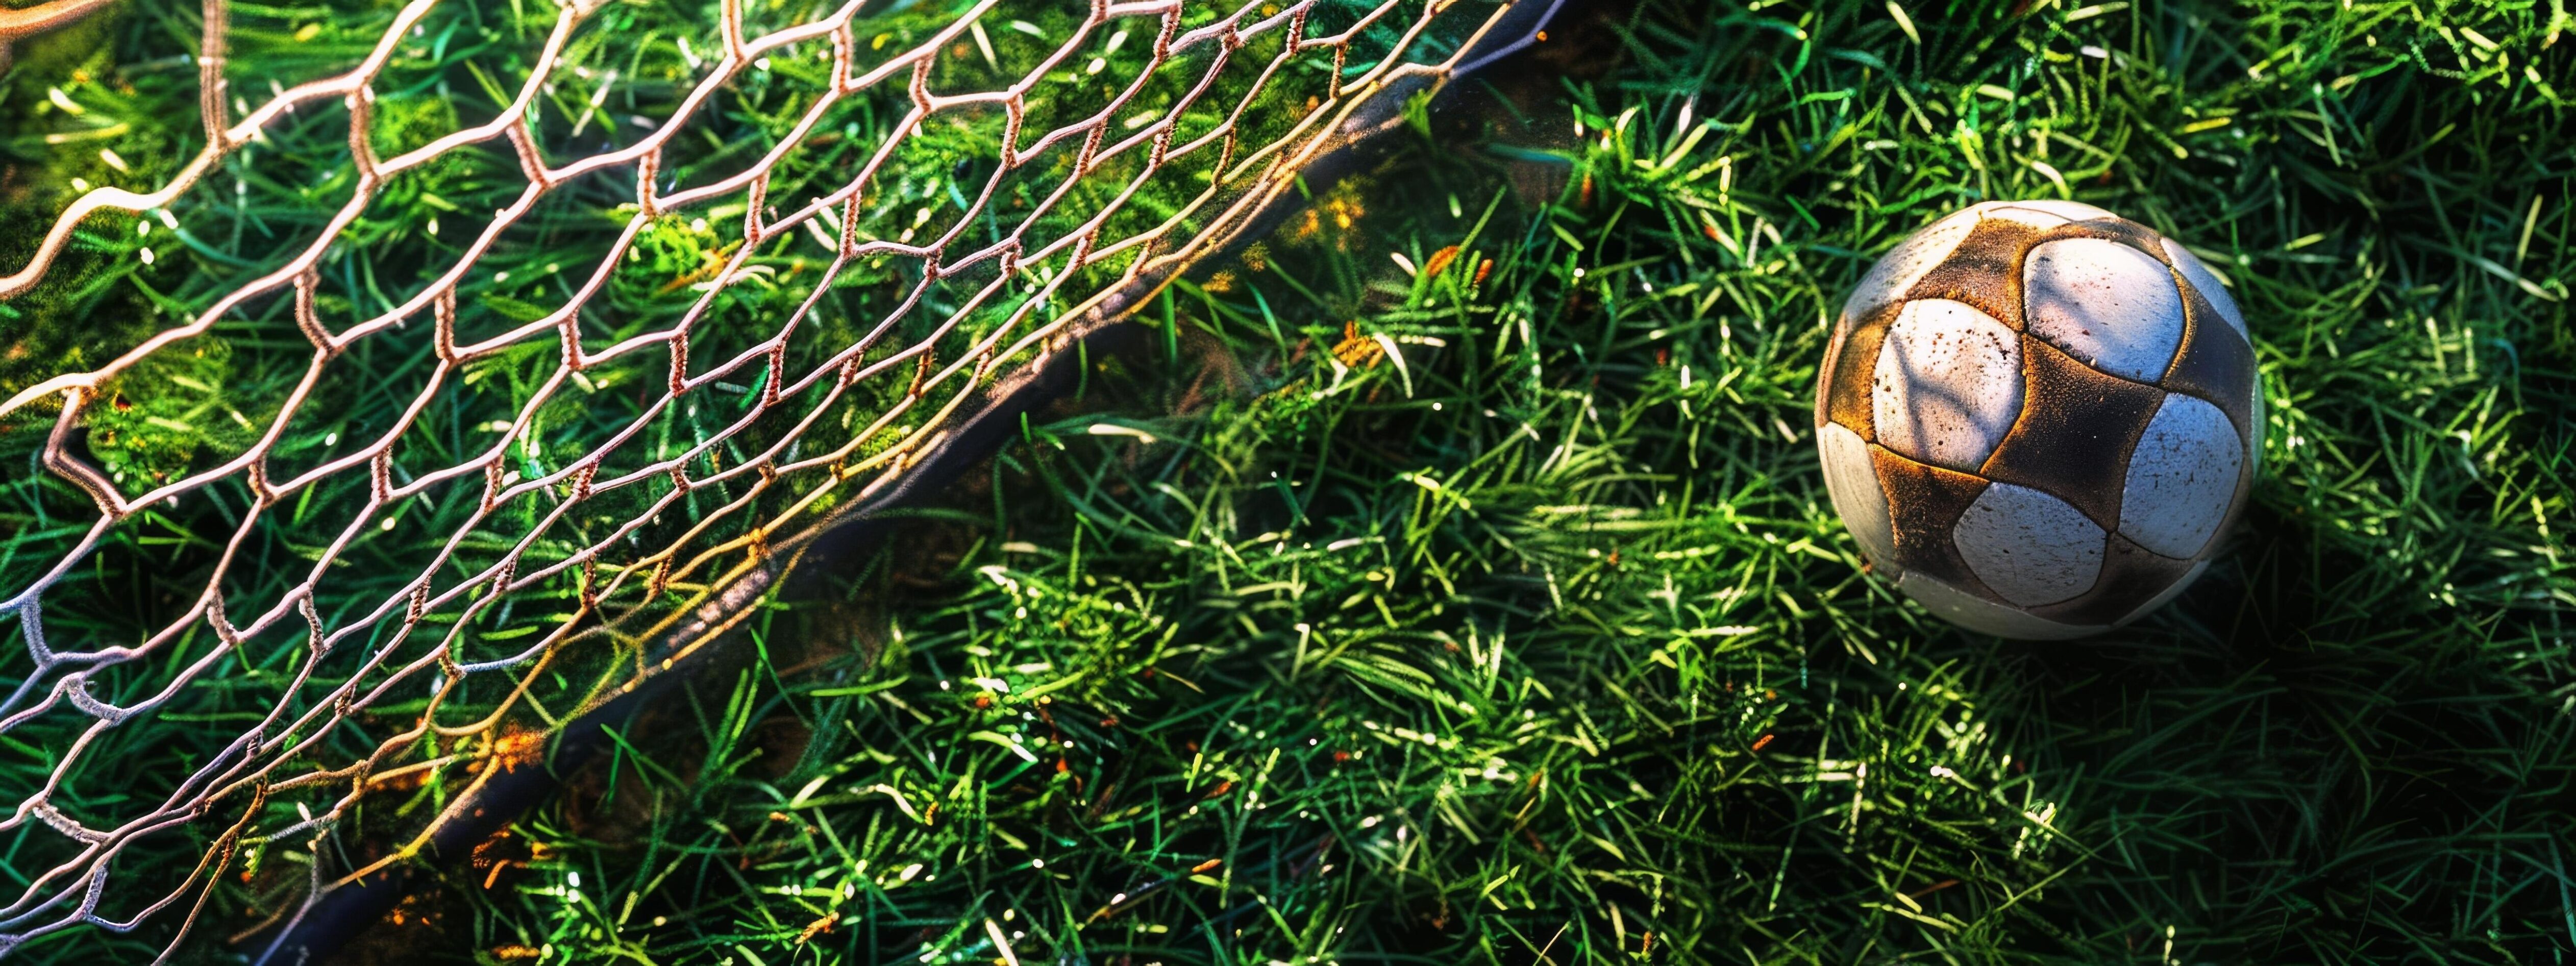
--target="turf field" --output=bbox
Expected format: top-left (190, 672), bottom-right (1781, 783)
top-left (4, 0), bottom-right (2574, 962)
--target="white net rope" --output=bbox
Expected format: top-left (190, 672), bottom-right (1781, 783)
top-left (0, 0), bottom-right (1511, 954)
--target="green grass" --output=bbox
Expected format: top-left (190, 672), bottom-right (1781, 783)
top-left (6, 0), bottom-right (2576, 962)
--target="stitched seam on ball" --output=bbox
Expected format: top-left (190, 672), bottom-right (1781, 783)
top-left (1826, 300), bottom-right (1906, 443)
top-left (2160, 271), bottom-right (2253, 376)
top-left (2050, 220), bottom-right (2172, 264)
top-left (2024, 521), bottom-right (2198, 614)
top-left (2156, 277), bottom-right (2260, 461)
top-left (1975, 335), bottom-right (2165, 534)
top-left (2016, 333), bottom-right (2192, 395)
top-left (1866, 442), bottom-right (2012, 605)
top-left (1873, 301), bottom-right (2023, 472)
top-left (2056, 218), bottom-right (2251, 357)
top-left (2032, 533), bottom-right (2197, 626)
top-left (1897, 216), bottom-right (2036, 328)
top-left (2120, 397), bottom-right (2246, 560)
top-left (2027, 221), bottom-right (2199, 382)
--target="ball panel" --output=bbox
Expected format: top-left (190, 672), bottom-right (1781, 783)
top-left (2032, 532), bottom-right (2200, 626)
top-left (1843, 208), bottom-right (1980, 320)
top-left (1870, 300), bottom-right (2024, 472)
top-left (1819, 422), bottom-right (1898, 570)
top-left (1901, 219), bottom-right (2041, 327)
top-left (1868, 443), bottom-right (1998, 594)
top-left (1999, 200), bottom-right (2118, 222)
top-left (1821, 300), bottom-right (1904, 438)
top-left (2054, 217), bottom-right (2175, 260)
top-left (2116, 558), bottom-right (2210, 626)
top-left (2023, 237), bottom-right (2187, 383)
top-left (1896, 571), bottom-right (2107, 640)
top-left (2159, 237), bottom-right (2247, 340)
top-left (2118, 394), bottom-right (2244, 558)
top-left (1952, 483), bottom-right (2106, 607)
top-left (1976, 335), bottom-right (2167, 532)
top-left (2158, 283), bottom-right (2260, 442)
top-left (1977, 205), bottom-right (2075, 231)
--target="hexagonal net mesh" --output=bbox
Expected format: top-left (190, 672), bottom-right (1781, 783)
top-left (0, 0), bottom-right (1526, 955)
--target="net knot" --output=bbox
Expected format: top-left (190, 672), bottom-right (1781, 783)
top-left (432, 290), bottom-right (459, 362)
top-left (558, 309), bottom-right (587, 370)
top-left (61, 674), bottom-right (132, 725)
top-left (489, 557), bottom-right (519, 599)
top-left (43, 394), bottom-right (127, 517)
top-left (482, 461), bottom-right (509, 512)
top-left (761, 344), bottom-right (787, 407)
top-left (293, 269), bottom-right (335, 353)
top-left (504, 122), bottom-right (554, 190)
top-left (16, 597), bottom-right (53, 667)
top-left (369, 451), bottom-right (395, 504)
top-left (907, 349), bottom-right (935, 399)
top-left (207, 595), bottom-right (244, 650)
top-left (244, 460), bottom-right (277, 506)
top-left (668, 334), bottom-right (691, 397)
top-left (299, 595), bottom-right (330, 657)
top-left (636, 151), bottom-right (664, 216)
top-left (27, 801), bottom-right (103, 845)
top-left (647, 557), bottom-right (675, 599)
top-left (744, 174), bottom-right (770, 243)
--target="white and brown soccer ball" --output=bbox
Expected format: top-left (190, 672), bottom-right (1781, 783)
top-left (1816, 201), bottom-right (2260, 639)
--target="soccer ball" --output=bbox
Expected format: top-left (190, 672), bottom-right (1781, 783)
top-left (1816, 201), bottom-right (2261, 639)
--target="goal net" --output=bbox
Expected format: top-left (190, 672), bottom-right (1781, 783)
top-left (0, 0), bottom-right (1531, 955)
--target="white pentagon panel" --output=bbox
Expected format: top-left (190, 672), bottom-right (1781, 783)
top-left (1841, 208), bottom-right (1980, 320)
top-left (2023, 237), bottom-right (2187, 383)
top-left (1951, 483), bottom-right (2106, 607)
top-left (1818, 423), bottom-right (1897, 569)
top-left (2117, 559), bottom-right (2210, 626)
top-left (1969, 204), bottom-right (2069, 231)
top-left (1896, 572), bottom-right (2107, 640)
top-left (1870, 299), bottom-right (2023, 472)
top-left (2159, 236), bottom-right (2248, 342)
top-left (2119, 394), bottom-right (2243, 558)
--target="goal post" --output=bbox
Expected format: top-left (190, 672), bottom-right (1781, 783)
top-left (0, 0), bottom-right (1558, 957)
